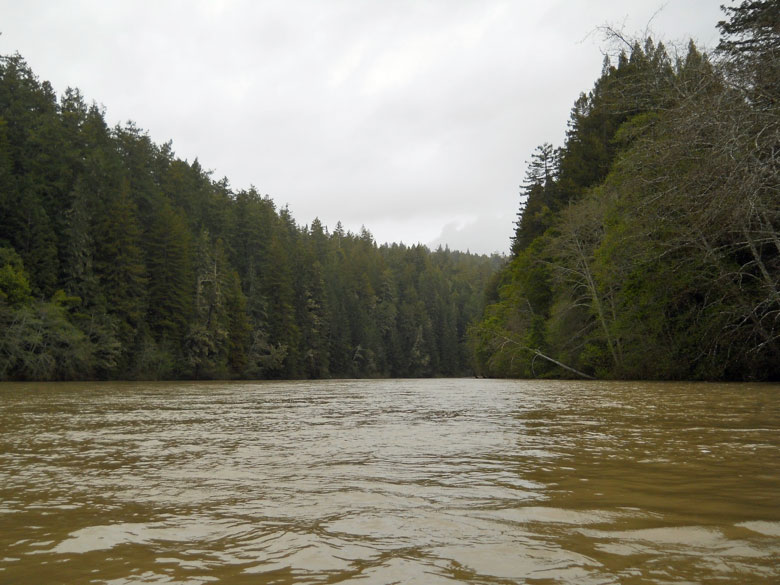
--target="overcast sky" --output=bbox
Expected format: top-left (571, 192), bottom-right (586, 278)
top-left (1, 0), bottom-right (727, 254)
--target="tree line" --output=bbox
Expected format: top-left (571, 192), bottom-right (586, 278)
top-left (470, 1), bottom-right (779, 381)
top-left (0, 53), bottom-right (502, 380)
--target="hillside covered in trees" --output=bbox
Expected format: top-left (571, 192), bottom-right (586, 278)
top-left (0, 53), bottom-right (502, 381)
top-left (470, 1), bottom-right (779, 381)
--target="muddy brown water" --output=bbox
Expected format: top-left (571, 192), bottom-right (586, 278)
top-left (1, 379), bottom-right (778, 584)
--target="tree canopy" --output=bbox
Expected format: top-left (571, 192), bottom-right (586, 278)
top-left (471, 2), bottom-right (779, 381)
top-left (0, 52), bottom-right (501, 381)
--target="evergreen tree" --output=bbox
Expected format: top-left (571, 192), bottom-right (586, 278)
top-left (0, 49), bottom-right (499, 381)
top-left (146, 204), bottom-right (192, 346)
top-left (717, 0), bottom-right (779, 106)
top-left (93, 180), bottom-right (147, 369)
top-left (512, 143), bottom-right (559, 254)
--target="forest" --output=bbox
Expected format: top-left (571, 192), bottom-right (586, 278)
top-left (470, 1), bottom-right (779, 381)
top-left (1, 2), bottom-right (777, 382)
top-left (0, 53), bottom-right (501, 380)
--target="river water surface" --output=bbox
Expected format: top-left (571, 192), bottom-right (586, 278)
top-left (1, 379), bottom-right (778, 584)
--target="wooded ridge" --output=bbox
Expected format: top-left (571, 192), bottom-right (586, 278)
top-left (469, 1), bottom-right (779, 381)
top-left (1, 1), bottom-right (777, 382)
top-left (0, 53), bottom-right (501, 380)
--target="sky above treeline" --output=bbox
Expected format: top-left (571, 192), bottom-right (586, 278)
top-left (1, 0), bottom-right (728, 255)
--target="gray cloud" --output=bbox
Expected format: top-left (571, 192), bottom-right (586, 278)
top-left (1, 0), bottom-right (726, 254)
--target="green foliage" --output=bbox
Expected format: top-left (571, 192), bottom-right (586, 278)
top-left (0, 293), bottom-right (111, 381)
top-left (0, 51), bottom-right (501, 380)
top-left (93, 180), bottom-right (147, 362)
top-left (472, 12), bottom-right (780, 381)
top-left (470, 237), bottom-right (553, 378)
top-left (146, 204), bottom-right (192, 345)
top-left (0, 247), bottom-right (32, 307)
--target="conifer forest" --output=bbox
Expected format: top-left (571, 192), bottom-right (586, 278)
top-left (471, 1), bottom-right (779, 381)
top-left (0, 53), bottom-right (501, 380)
top-left (1, 1), bottom-right (777, 381)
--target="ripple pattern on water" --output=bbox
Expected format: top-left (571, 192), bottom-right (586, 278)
top-left (1, 378), bottom-right (778, 584)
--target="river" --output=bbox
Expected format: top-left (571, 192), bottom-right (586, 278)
top-left (0, 379), bottom-right (778, 584)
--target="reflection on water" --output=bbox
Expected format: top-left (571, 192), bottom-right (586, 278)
top-left (0, 379), bottom-right (778, 584)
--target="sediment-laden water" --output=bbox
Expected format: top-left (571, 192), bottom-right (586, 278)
top-left (1, 379), bottom-right (778, 583)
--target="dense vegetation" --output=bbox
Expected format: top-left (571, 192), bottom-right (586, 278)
top-left (0, 54), bottom-right (501, 381)
top-left (471, 1), bottom-right (779, 381)
top-left (2, 2), bottom-right (776, 383)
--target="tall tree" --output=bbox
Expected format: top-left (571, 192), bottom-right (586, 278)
top-left (93, 180), bottom-right (147, 368)
top-left (512, 143), bottom-right (559, 254)
top-left (717, 0), bottom-right (779, 106)
top-left (146, 204), bottom-right (192, 347)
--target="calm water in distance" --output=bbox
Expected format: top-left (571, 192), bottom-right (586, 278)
top-left (1, 379), bottom-right (778, 584)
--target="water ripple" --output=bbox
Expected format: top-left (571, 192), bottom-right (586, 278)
top-left (1, 379), bottom-right (778, 583)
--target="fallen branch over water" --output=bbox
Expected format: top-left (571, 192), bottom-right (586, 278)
top-left (497, 335), bottom-right (595, 380)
